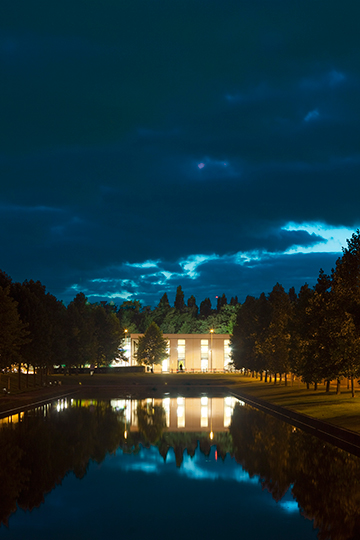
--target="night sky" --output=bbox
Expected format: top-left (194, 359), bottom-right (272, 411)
top-left (1, 1), bottom-right (360, 306)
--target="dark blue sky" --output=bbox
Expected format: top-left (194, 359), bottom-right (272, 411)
top-left (1, 1), bottom-right (360, 306)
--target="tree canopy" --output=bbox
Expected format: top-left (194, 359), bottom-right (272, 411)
top-left (135, 322), bottom-right (168, 367)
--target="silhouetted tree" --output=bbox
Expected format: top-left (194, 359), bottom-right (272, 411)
top-left (66, 293), bottom-right (96, 371)
top-left (174, 285), bottom-right (185, 312)
top-left (0, 286), bottom-right (29, 378)
top-left (331, 230), bottom-right (360, 396)
top-left (216, 293), bottom-right (227, 312)
top-left (117, 300), bottom-right (145, 333)
top-left (92, 305), bottom-right (122, 366)
top-left (200, 297), bottom-right (212, 318)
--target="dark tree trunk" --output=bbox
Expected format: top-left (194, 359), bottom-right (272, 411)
top-left (314, 381), bottom-right (318, 391)
top-left (326, 380), bottom-right (330, 392)
top-left (306, 382), bottom-right (310, 390)
top-left (284, 373), bottom-right (287, 386)
top-left (351, 377), bottom-right (355, 398)
top-left (336, 379), bottom-right (341, 394)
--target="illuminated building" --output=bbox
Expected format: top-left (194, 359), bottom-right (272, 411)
top-left (128, 333), bottom-right (231, 373)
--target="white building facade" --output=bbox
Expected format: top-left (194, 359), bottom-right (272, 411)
top-left (127, 333), bottom-right (232, 373)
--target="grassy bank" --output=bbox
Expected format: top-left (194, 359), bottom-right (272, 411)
top-left (230, 375), bottom-right (360, 434)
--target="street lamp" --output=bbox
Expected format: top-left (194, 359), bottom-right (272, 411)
top-left (210, 329), bottom-right (214, 372)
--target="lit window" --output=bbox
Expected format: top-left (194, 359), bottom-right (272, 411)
top-left (201, 405), bottom-right (208, 427)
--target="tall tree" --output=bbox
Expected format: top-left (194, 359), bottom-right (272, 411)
top-left (216, 294), bottom-right (227, 312)
top-left (187, 295), bottom-right (198, 317)
top-left (117, 300), bottom-right (145, 333)
top-left (174, 286), bottom-right (185, 312)
top-left (135, 322), bottom-right (168, 368)
top-left (67, 293), bottom-right (96, 371)
top-left (12, 280), bottom-right (58, 385)
top-left (0, 286), bottom-right (28, 378)
top-left (289, 283), bottom-right (314, 384)
top-left (92, 305), bottom-right (123, 366)
top-left (200, 297), bottom-right (212, 318)
top-left (331, 230), bottom-right (360, 395)
top-left (261, 284), bottom-right (292, 384)
top-left (301, 273), bottom-right (339, 390)
top-left (231, 294), bottom-right (271, 377)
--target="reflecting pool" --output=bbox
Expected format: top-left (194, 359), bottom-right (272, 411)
top-left (1, 394), bottom-right (360, 539)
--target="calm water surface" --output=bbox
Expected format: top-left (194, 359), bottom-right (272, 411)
top-left (0, 394), bottom-right (359, 540)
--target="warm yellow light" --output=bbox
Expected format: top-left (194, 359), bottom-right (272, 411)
top-left (210, 431), bottom-right (214, 440)
top-left (124, 329), bottom-right (128, 334)
top-left (124, 430), bottom-right (128, 439)
top-left (210, 329), bottom-right (214, 333)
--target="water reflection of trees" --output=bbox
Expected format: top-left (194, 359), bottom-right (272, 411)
top-left (0, 401), bottom-right (235, 526)
top-left (229, 403), bottom-right (360, 540)
top-left (137, 403), bottom-right (167, 444)
top-left (3, 400), bottom-right (360, 540)
top-left (0, 403), bottom-right (125, 526)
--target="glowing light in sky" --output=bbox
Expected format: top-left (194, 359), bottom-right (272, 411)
top-left (198, 163), bottom-right (205, 169)
top-left (304, 109), bottom-right (320, 122)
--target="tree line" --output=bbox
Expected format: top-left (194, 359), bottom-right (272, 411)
top-left (231, 230), bottom-right (360, 396)
top-left (0, 272), bottom-right (123, 386)
top-left (118, 286), bottom-right (239, 334)
top-left (0, 271), bottom-right (238, 383)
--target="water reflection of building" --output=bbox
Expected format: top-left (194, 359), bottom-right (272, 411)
top-left (110, 396), bottom-right (239, 433)
top-left (121, 333), bottom-right (231, 372)
top-left (0, 396), bottom-right (240, 436)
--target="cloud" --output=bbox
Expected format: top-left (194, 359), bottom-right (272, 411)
top-left (1, 0), bottom-right (359, 306)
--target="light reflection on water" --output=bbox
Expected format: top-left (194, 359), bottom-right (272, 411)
top-left (2, 394), bottom-right (359, 539)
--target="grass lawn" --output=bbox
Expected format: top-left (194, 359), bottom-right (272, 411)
top-left (230, 375), bottom-right (360, 433)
